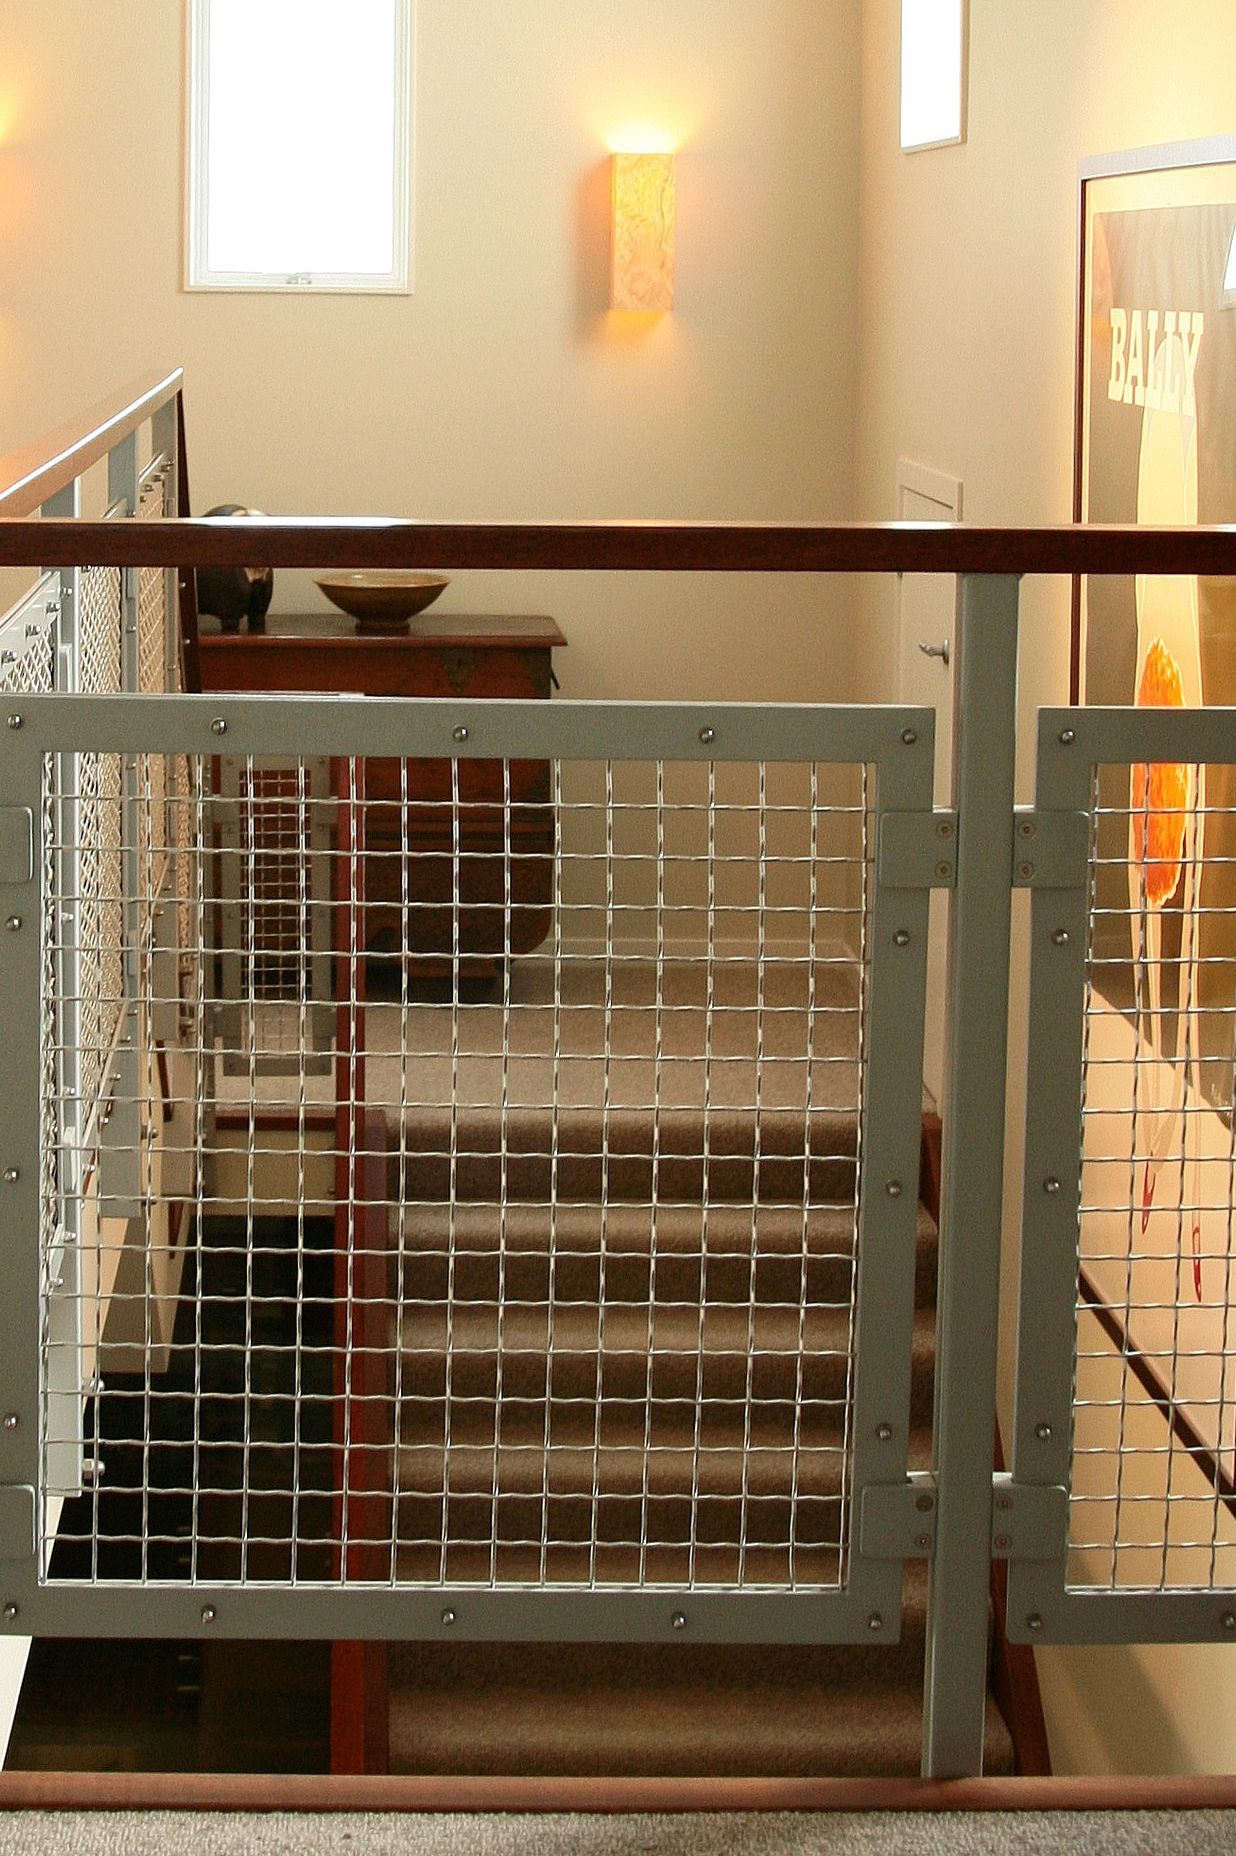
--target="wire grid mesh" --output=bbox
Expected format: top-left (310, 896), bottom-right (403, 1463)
top-left (39, 748), bottom-right (878, 1594)
top-left (1068, 757), bottom-right (1236, 1591)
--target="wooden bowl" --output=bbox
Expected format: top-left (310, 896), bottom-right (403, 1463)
top-left (315, 571), bottom-right (450, 632)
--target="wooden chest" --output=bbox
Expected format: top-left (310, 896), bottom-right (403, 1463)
top-left (199, 612), bottom-right (566, 969)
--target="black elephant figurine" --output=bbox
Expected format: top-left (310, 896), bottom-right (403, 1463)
top-left (196, 505), bottom-right (275, 633)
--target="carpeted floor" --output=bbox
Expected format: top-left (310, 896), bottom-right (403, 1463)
top-left (1, 1811), bottom-right (1233, 1856)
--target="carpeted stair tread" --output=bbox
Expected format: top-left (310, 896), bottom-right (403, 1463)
top-left (392, 1104), bottom-right (861, 1208)
top-left (392, 1301), bottom-right (936, 1439)
top-left (396, 1201), bottom-right (940, 1310)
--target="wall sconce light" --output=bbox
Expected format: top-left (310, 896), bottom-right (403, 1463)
top-left (611, 152), bottom-right (676, 313)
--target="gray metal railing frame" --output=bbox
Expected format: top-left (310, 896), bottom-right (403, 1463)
top-left (1, 376), bottom-right (1236, 1777)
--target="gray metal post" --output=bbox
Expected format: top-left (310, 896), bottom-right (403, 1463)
top-left (921, 572), bottom-right (1021, 1777)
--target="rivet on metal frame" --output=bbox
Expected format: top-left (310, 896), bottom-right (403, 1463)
top-left (1043, 1177), bottom-right (1061, 1195)
top-left (698, 727), bottom-right (716, 746)
top-left (876, 1422), bottom-right (894, 1442)
top-left (885, 1180), bottom-right (903, 1199)
top-left (2, 1604), bottom-right (17, 1622)
top-left (671, 1612), bottom-right (688, 1631)
top-left (1058, 728), bottom-right (1076, 746)
top-left (1222, 1612), bottom-right (1236, 1633)
top-left (1026, 1614), bottom-right (1044, 1633)
top-left (868, 1613), bottom-right (884, 1632)
top-left (1035, 1422), bottom-right (1053, 1442)
top-left (441, 1608), bottom-right (457, 1627)
top-left (5, 918), bottom-right (21, 933)
top-left (1, 1413), bottom-right (17, 1430)
top-left (5, 716), bottom-right (22, 731)
top-left (452, 726), bottom-right (470, 745)
top-left (894, 930), bottom-right (911, 948)
top-left (1051, 929), bottom-right (1070, 947)
top-left (2, 1168), bottom-right (18, 1185)
top-left (200, 1605), bottom-right (216, 1624)
top-left (916, 1493), bottom-right (934, 1513)
top-left (210, 719), bottom-right (228, 737)
top-left (901, 728), bottom-right (918, 746)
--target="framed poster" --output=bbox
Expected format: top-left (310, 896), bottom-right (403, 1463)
top-left (1076, 138), bottom-right (1236, 1496)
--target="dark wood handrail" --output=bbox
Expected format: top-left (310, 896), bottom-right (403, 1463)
top-left (0, 368), bottom-right (183, 518)
top-left (1, 515), bottom-right (1236, 575)
top-left (2, 1770), bottom-right (1236, 1814)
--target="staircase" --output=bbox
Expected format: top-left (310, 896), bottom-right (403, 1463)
top-left (361, 955), bottom-right (1020, 1777)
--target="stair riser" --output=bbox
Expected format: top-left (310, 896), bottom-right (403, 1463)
top-left (396, 1248), bottom-right (861, 1312)
top-left (398, 1153), bottom-right (858, 1207)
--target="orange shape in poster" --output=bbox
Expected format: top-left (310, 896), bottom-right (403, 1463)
top-left (1132, 638), bottom-right (1188, 907)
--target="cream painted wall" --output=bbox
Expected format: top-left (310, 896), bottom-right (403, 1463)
top-left (0, 0), bottom-right (862, 702)
top-left (857, 0), bottom-right (1236, 1777)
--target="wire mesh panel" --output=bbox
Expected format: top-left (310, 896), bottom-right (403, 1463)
top-left (1010, 705), bottom-right (1236, 1643)
top-left (2, 697), bottom-right (934, 1642)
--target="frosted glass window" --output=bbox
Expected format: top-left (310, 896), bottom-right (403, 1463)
top-left (900, 0), bottom-right (967, 152)
top-left (188, 0), bottom-right (413, 291)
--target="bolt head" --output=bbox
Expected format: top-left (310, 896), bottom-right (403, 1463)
top-left (1018, 820), bottom-right (1036, 839)
top-left (2, 1168), bottom-right (18, 1185)
top-left (200, 1605), bottom-right (216, 1624)
top-left (698, 727), bottom-right (716, 747)
top-left (1027, 1613), bottom-right (1044, 1633)
top-left (1043, 1176), bottom-right (1061, 1195)
top-left (1222, 1612), bottom-right (1236, 1633)
top-left (994, 1533), bottom-right (1012, 1552)
top-left (1, 1413), bottom-right (17, 1431)
top-left (6, 715), bottom-right (22, 731)
top-left (936, 819), bottom-right (953, 839)
top-left (894, 929), bottom-right (911, 948)
top-left (876, 1422), bottom-right (894, 1442)
top-left (915, 1493), bottom-right (934, 1513)
top-left (886, 1180), bottom-right (903, 1199)
top-left (1035, 1422), bottom-right (1053, 1442)
top-left (2, 1604), bottom-right (17, 1623)
top-left (901, 728), bottom-right (918, 746)
top-left (210, 718), bottom-right (227, 736)
top-left (441, 1608), bottom-right (457, 1627)
top-left (1058, 728), bottom-right (1076, 746)
top-left (1052, 929), bottom-right (1070, 947)
top-left (1018, 861), bottom-right (1036, 880)
top-left (868, 1612), bottom-right (884, 1632)
top-left (671, 1612), bottom-right (687, 1631)
top-left (935, 861), bottom-right (952, 879)
top-left (5, 917), bottom-right (21, 933)
top-left (452, 726), bottom-right (470, 745)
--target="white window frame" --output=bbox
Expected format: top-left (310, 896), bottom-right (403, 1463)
top-left (899, 0), bottom-right (969, 154)
top-left (185, 0), bottom-right (415, 294)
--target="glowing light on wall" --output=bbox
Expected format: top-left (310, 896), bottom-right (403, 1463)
top-left (610, 152), bottom-right (676, 314)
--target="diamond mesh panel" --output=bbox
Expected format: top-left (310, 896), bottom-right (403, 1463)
top-left (75, 566), bottom-right (124, 1141)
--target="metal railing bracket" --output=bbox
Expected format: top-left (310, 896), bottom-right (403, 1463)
top-left (0, 810), bottom-right (34, 886)
top-left (877, 811), bottom-right (958, 889)
top-left (1010, 809), bottom-right (1089, 888)
top-left (990, 1476), bottom-right (1068, 1561)
top-left (859, 1474), bottom-right (938, 1559)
